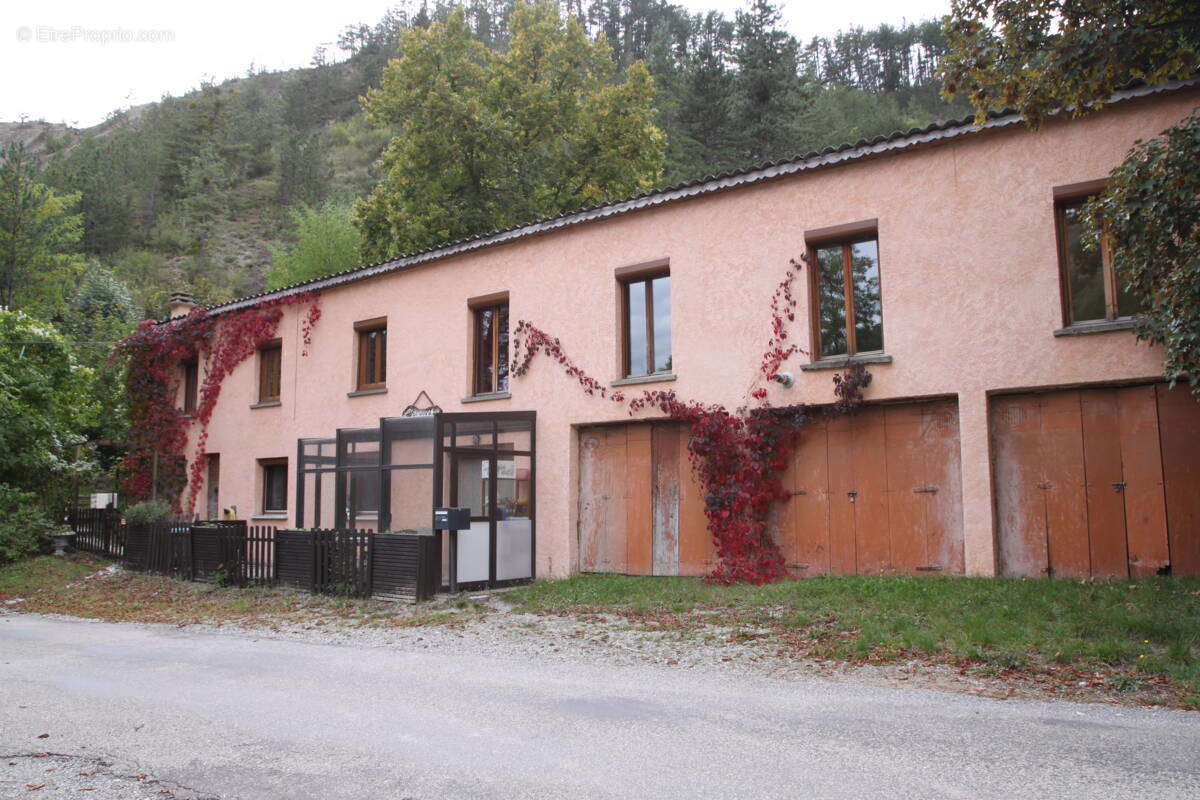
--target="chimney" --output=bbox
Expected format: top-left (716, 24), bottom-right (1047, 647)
top-left (167, 291), bottom-right (197, 320)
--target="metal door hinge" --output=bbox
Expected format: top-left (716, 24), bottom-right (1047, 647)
top-left (913, 486), bottom-right (938, 494)
top-left (1037, 481), bottom-right (1052, 490)
top-left (916, 565), bottom-right (942, 572)
top-left (1112, 481), bottom-right (1126, 493)
top-left (790, 489), bottom-right (807, 496)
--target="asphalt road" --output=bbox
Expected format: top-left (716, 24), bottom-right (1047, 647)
top-left (2, 615), bottom-right (1198, 799)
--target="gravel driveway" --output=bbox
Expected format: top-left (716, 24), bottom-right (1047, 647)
top-left (2, 613), bottom-right (1198, 799)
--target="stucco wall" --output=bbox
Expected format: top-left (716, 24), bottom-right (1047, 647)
top-left (189, 88), bottom-right (1200, 578)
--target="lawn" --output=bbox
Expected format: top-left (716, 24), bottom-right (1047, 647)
top-left (508, 573), bottom-right (1200, 708)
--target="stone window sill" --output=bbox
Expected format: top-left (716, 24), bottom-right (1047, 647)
top-left (249, 400), bottom-right (281, 409)
top-left (800, 354), bottom-right (892, 371)
top-left (251, 512), bottom-right (288, 521)
top-left (1053, 318), bottom-right (1135, 337)
top-left (611, 372), bottom-right (676, 387)
top-left (462, 391), bottom-right (511, 404)
top-left (347, 387), bottom-right (388, 398)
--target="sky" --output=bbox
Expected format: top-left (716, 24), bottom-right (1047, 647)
top-left (1, 0), bottom-right (952, 128)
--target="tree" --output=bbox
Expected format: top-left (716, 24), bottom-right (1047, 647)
top-left (277, 131), bottom-right (333, 206)
top-left (730, 0), bottom-right (811, 163)
top-left (0, 310), bottom-right (97, 510)
top-left (355, 1), bottom-right (665, 261)
top-left (0, 142), bottom-right (85, 314)
top-left (941, 0), bottom-right (1200, 393)
top-left (941, 0), bottom-right (1198, 126)
top-left (267, 202), bottom-right (363, 289)
top-left (180, 142), bottom-right (232, 260)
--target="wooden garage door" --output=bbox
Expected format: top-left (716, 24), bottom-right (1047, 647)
top-left (775, 400), bottom-right (965, 576)
top-left (992, 384), bottom-right (1200, 578)
top-left (578, 423), bottom-right (712, 575)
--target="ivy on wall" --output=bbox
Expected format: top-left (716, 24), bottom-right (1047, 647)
top-left (513, 255), bottom-right (869, 583)
top-left (114, 292), bottom-right (321, 513)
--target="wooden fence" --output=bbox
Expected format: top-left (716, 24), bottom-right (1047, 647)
top-left (67, 511), bottom-right (441, 602)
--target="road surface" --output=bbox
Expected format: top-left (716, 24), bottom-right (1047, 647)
top-left (2, 614), bottom-right (1198, 799)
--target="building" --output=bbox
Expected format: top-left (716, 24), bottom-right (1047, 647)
top-left (167, 79), bottom-right (1200, 586)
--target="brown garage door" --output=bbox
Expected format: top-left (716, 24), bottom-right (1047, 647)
top-left (578, 422), bottom-right (712, 575)
top-left (775, 399), bottom-right (964, 576)
top-left (992, 384), bottom-right (1200, 578)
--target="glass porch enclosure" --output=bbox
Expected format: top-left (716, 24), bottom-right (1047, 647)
top-left (296, 411), bottom-right (535, 589)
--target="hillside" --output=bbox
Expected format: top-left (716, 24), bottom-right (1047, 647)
top-left (3, 1), bottom-right (971, 318)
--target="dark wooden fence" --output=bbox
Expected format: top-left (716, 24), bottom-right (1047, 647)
top-left (68, 512), bottom-right (441, 602)
top-left (67, 508), bottom-right (124, 559)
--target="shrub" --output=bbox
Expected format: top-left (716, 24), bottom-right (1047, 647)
top-left (124, 499), bottom-right (171, 525)
top-left (0, 484), bottom-right (54, 563)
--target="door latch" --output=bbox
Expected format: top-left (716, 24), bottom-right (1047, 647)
top-left (847, 490), bottom-right (857, 503)
top-left (1112, 481), bottom-right (1127, 493)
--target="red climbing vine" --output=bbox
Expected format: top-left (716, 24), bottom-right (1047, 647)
top-left (114, 292), bottom-right (322, 513)
top-left (512, 256), bottom-right (869, 584)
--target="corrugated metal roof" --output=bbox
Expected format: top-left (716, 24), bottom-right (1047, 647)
top-left (206, 79), bottom-right (1196, 316)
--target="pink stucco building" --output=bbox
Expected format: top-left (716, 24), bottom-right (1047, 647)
top-left (169, 80), bottom-right (1200, 586)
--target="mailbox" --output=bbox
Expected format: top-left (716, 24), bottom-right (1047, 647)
top-left (433, 506), bottom-right (471, 531)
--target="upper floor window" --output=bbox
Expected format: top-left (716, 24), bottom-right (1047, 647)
top-left (622, 271), bottom-right (671, 377)
top-left (260, 458), bottom-right (287, 513)
top-left (809, 234), bottom-right (883, 359)
top-left (472, 299), bottom-right (509, 395)
top-left (258, 340), bottom-right (281, 403)
top-left (1056, 195), bottom-right (1142, 325)
top-left (354, 318), bottom-right (387, 391)
top-left (182, 359), bottom-right (198, 413)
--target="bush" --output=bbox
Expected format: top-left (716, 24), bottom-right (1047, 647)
top-left (124, 499), bottom-right (171, 525)
top-left (0, 484), bottom-right (54, 563)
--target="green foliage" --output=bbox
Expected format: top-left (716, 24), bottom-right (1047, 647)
top-left (940, 0), bottom-right (1200, 126)
top-left (1085, 111), bottom-right (1200, 394)
top-left (267, 201), bottom-right (362, 289)
top-left (355, 2), bottom-right (666, 261)
top-left (0, 142), bottom-right (85, 314)
top-left (0, 484), bottom-right (54, 564)
top-left (124, 499), bottom-right (171, 524)
top-left (0, 311), bottom-right (96, 501)
top-left (276, 131), bottom-right (332, 206)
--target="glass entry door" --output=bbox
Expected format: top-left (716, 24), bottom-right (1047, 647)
top-left (438, 413), bottom-right (535, 588)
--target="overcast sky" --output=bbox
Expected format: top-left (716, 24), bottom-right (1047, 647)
top-left (1, 0), bottom-right (952, 127)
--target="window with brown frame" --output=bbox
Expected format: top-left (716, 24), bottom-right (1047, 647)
top-left (258, 341), bottom-right (281, 403)
top-left (260, 458), bottom-right (287, 513)
top-left (472, 301), bottom-right (509, 395)
top-left (809, 235), bottom-right (883, 359)
top-left (355, 319), bottom-right (387, 391)
top-left (1056, 195), bottom-right (1142, 325)
top-left (182, 359), bottom-right (198, 413)
top-left (621, 271), bottom-right (671, 377)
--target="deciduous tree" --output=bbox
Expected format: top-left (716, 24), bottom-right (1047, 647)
top-left (355, 1), bottom-right (665, 261)
top-left (0, 142), bottom-right (85, 314)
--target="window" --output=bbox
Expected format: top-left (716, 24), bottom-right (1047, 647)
top-left (182, 360), bottom-right (198, 413)
top-left (260, 459), bottom-right (287, 513)
top-left (472, 301), bottom-right (509, 395)
top-left (355, 318), bottom-right (387, 391)
top-left (622, 272), bottom-right (671, 377)
top-left (810, 236), bottom-right (883, 359)
top-left (258, 341), bottom-right (281, 403)
top-left (1056, 196), bottom-right (1142, 324)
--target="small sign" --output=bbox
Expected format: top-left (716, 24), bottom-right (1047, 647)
top-left (402, 390), bottom-right (441, 418)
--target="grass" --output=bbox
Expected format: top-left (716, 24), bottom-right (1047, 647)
top-left (0, 554), bottom-right (485, 629)
top-left (508, 573), bottom-right (1200, 708)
